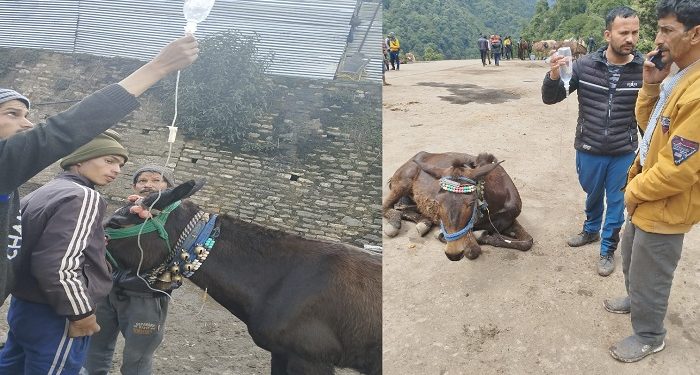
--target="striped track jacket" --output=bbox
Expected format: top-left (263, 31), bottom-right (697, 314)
top-left (13, 172), bottom-right (112, 320)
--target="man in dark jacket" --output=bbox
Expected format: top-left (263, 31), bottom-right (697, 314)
top-left (478, 35), bottom-right (489, 67)
top-left (588, 35), bottom-right (597, 54)
top-left (0, 131), bottom-right (128, 373)
top-left (84, 164), bottom-right (175, 375)
top-left (542, 6), bottom-right (644, 276)
top-left (0, 35), bottom-right (199, 308)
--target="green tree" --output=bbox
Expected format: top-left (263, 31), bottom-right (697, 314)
top-left (637, 0), bottom-right (658, 53)
top-left (384, 0), bottom-right (537, 60)
top-left (522, 0), bottom-right (650, 50)
top-left (423, 44), bottom-right (445, 61)
top-left (160, 30), bottom-right (274, 151)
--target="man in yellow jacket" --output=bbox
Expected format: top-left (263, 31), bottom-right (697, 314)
top-left (387, 32), bottom-right (401, 70)
top-left (604, 0), bottom-right (700, 363)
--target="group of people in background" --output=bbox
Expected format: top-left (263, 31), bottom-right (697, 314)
top-left (477, 34), bottom-right (515, 66)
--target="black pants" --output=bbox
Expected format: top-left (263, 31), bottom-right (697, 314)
top-left (480, 50), bottom-right (488, 66)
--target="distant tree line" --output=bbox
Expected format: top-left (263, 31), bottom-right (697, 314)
top-left (383, 0), bottom-right (536, 60)
top-left (522, 0), bottom-right (658, 53)
top-left (383, 0), bottom-right (659, 62)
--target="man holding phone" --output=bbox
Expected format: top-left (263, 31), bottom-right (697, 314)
top-left (605, 0), bottom-right (700, 363)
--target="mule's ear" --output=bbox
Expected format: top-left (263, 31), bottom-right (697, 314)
top-left (104, 205), bottom-right (142, 229)
top-left (141, 179), bottom-right (207, 209)
top-left (463, 160), bottom-right (504, 180)
top-left (413, 159), bottom-right (449, 179)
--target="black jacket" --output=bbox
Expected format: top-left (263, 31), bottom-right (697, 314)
top-left (0, 84), bottom-right (138, 304)
top-left (13, 172), bottom-right (113, 320)
top-left (542, 46), bottom-right (645, 155)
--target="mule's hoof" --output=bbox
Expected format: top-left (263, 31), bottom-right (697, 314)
top-left (415, 222), bottom-right (431, 236)
top-left (435, 231), bottom-right (446, 243)
top-left (519, 240), bottom-right (534, 251)
top-left (465, 249), bottom-right (481, 260)
top-left (384, 225), bottom-right (400, 237)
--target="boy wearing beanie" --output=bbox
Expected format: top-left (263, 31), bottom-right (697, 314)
top-left (85, 164), bottom-right (175, 375)
top-left (0, 35), bottom-right (199, 311)
top-left (0, 131), bottom-right (128, 374)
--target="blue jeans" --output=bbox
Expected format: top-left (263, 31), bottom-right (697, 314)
top-left (575, 150), bottom-right (636, 255)
top-left (494, 52), bottom-right (501, 66)
top-left (389, 51), bottom-right (400, 70)
top-left (0, 297), bottom-right (90, 375)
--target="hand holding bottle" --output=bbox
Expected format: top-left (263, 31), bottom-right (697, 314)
top-left (149, 35), bottom-right (200, 77)
top-left (555, 47), bottom-right (573, 95)
top-left (118, 36), bottom-right (199, 97)
top-left (549, 54), bottom-right (566, 80)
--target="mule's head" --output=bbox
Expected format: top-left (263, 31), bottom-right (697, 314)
top-left (415, 154), bottom-right (502, 261)
top-left (105, 179), bottom-right (205, 278)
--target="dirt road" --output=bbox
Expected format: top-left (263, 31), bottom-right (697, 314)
top-left (382, 59), bottom-right (700, 374)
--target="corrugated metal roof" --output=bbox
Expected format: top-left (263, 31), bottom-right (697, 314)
top-left (0, 0), bottom-right (367, 80)
top-left (0, 0), bottom-right (78, 53)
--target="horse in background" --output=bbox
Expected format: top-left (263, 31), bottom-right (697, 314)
top-left (558, 38), bottom-right (588, 59)
top-left (517, 39), bottom-right (530, 60)
top-left (532, 40), bottom-right (558, 60)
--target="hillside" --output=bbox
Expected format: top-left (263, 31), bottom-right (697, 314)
top-left (522, 0), bottom-right (657, 53)
top-left (383, 0), bottom-right (537, 60)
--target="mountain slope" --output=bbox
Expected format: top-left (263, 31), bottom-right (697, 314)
top-left (383, 0), bottom-right (537, 59)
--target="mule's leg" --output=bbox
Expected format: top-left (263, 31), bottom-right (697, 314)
top-left (478, 220), bottom-right (533, 251)
top-left (360, 345), bottom-right (382, 375)
top-left (506, 219), bottom-right (534, 251)
top-left (271, 352), bottom-right (289, 375)
top-left (465, 232), bottom-right (483, 260)
top-left (383, 189), bottom-right (408, 238)
top-left (400, 209), bottom-right (434, 237)
top-left (286, 355), bottom-right (335, 375)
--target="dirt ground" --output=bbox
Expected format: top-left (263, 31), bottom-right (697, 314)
top-left (382, 59), bottom-right (700, 375)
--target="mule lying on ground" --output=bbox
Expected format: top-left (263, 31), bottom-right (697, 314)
top-left (105, 181), bottom-right (382, 375)
top-left (383, 152), bottom-right (533, 261)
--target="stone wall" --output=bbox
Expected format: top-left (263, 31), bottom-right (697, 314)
top-left (3, 48), bottom-right (382, 247)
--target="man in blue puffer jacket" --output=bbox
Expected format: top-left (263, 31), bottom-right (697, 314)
top-left (542, 6), bottom-right (644, 276)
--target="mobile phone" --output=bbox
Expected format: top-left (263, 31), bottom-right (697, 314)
top-left (649, 50), bottom-right (665, 70)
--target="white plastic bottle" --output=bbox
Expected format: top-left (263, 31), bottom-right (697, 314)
top-left (557, 46), bottom-right (573, 96)
top-left (183, 0), bottom-right (216, 34)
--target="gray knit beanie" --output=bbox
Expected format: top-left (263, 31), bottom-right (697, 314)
top-left (0, 88), bottom-right (30, 109)
top-left (133, 164), bottom-right (175, 187)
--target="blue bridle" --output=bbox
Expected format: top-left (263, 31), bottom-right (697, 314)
top-left (439, 200), bottom-right (478, 242)
top-left (438, 175), bottom-right (485, 242)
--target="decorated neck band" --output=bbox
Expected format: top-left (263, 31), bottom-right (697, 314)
top-left (177, 213), bottom-right (219, 278)
top-left (440, 176), bottom-right (476, 194)
top-left (145, 209), bottom-right (205, 286)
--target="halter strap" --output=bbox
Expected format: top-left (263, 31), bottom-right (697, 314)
top-left (105, 200), bottom-right (182, 242)
top-left (440, 201), bottom-right (478, 242)
top-left (104, 200), bottom-right (181, 271)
